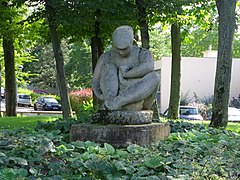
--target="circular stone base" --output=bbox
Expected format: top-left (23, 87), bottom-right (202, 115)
top-left (92, 110), bottom-right (153, 125)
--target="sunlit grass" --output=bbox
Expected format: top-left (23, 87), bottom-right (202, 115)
top-left (160, 118), bottom-right (240, 133)
top-left (0, 116), bottom-right (58, 130)
top-left (184, 120), bottom-right (240, 133)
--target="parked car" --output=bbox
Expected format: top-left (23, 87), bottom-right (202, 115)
top-left (206, 107), bottom-right (240, 122)
top-left (17, 94), bottom-right (32, 107)
top-left (34, 96), bottom-right (61, 111)
top-left (162, 106), bottom-right (203, 120)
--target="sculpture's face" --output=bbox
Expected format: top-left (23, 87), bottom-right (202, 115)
top-left (115, 45), bottom-right (131, 58)
top-left (112, 26), bottom-right (133, 58)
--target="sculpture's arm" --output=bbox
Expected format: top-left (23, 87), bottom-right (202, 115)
top-left (92, 55), bottom-right (105, 101)
top-left (124, 48), bottom-right (154, 78)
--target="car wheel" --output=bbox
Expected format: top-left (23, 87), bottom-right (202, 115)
top-left (34, 104), bottom-right (37, 110)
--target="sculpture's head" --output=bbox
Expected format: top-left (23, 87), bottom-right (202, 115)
top-left (112, 26), bottom-right (134, 58)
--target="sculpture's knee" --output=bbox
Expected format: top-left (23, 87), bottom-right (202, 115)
top-left (149, 71), bottom-right (160, 87)
top-left (153, 71), bottom-right (160, 80)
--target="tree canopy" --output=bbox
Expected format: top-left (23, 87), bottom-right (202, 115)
top-left (0, 0), bottom-right (239, 124)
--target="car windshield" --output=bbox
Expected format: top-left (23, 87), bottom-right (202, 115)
top-left (44, 98), bottom-right (58, 103)
top-left (180, 107), bottom-right (198, 115)
top-left (19, 95), bottom-right (31, 99)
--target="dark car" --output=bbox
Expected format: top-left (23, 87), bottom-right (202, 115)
top-left (34, 96), bottom-right (61, 111)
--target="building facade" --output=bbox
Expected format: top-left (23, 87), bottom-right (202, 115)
top-left (155, 55), bottom-right (240, 113)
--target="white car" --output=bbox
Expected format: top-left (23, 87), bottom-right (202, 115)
top-left (162, 106), bottom-right (203, 120)
top-left (17, 94), bottom-right (32, 107)
top-left (228, 107), bottom-right (240, 121)
top-left (207, 107), bottom-right (240, 122)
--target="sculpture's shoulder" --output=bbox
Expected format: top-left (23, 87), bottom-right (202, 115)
top-left (99, 50), bottom-right (112, 61)
top-left (98, 50), bottom-right (113, 63)
top-left (135, 46), bottom-right (153, 62)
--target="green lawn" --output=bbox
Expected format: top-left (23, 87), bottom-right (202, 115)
top-left (1, 116), bottom-right (239, 133)
top-left (189, 120), bottom-right (240, 133)
top-left (160, 118), bottom-right (240, 133)
top-left (0, 116), bottom-right (58, 130)
top-left (226, 122), bottom-right (240, 133)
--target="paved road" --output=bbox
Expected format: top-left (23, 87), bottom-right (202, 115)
top-left (0, 99), bottom-right (62, 117)
top-left (1, 99), bottom-right (33, 111)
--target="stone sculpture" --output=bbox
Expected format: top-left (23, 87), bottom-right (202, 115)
top-left (70, 29), bottom-right (170, 147)
top-left (92, 25), bottom-right (160, 111)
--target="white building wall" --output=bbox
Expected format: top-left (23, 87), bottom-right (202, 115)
top-left (159, 57), bottom-right (240, 113)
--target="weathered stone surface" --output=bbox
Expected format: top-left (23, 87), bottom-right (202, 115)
top-left (70, 123), bottom-right (170, 148)
top-left (92, 25), bottom-right (160, 111)
top-left (92, 110), bottom-right (153, 125)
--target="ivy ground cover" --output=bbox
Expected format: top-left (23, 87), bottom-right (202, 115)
top-left (0, 120), bottom-right (239, 179)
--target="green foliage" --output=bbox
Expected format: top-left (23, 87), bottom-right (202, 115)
top-left (181, 25), bottom-right (218, 57)
top-left (35, 118), bottom-right (77, 142)
top-left (168, 120), bottom-right (205, 133)
top-left (233, 33), bottom-right (240, 58)
top-left (149, 26), bottom-right (171, 60)
top-left (17, 87), bottom-right (33, 95)
top-left (77, 100), bottom-right (94, 123)
top-left (1, 120), bottom-right (240, 179)
top-left (65, 41), bottom-right (92, 89)
top-left (0, 1), bottom-right (43, 87)
top-left (229, 96), bottom-right (240, 109)
top-left (24, 43), bottom-right (58, 89)
top-left (156, 127), bottom-right (240, 179)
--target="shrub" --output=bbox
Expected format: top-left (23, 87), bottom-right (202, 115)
top-left (17, 87), bottom-right (33, 95)
top-left (77, 99), bottom-right (94, 123)
top-left (229, 96), bottom-right (240, 109)
top-left (69, 88), bottom-right (92, 115)
top-left (168, 120), bottom-right (205, 133)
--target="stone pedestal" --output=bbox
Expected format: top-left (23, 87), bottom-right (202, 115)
top-left (70, 124), bottom-right (170, 148)
top-left (92, 110), bottom-right (153, 125)
top-left (70, 123), bottom-right (170, 148)
top-left (70, 110), bottom-right (170, 148)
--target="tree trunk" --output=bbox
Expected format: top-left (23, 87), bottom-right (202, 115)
top-left (3, 38), bottom-right (17, 116)
top-left (136, 0), bottom-right (150, 49)
top-left (45, 1), bottom-right (72, 119)
top-left (210, 0), bottom-right (236, 128)
top-left (91, 10), bottom-right (104, 110)
top-left (91, 36), bottom-right (103, 73)
top-left (167, 23), bottom-right (181, 119)
top-left (0, 63), bottom-right (1, 117)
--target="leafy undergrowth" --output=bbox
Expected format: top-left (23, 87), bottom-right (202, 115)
top-left (0, 120), bottom-right (239, 179)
